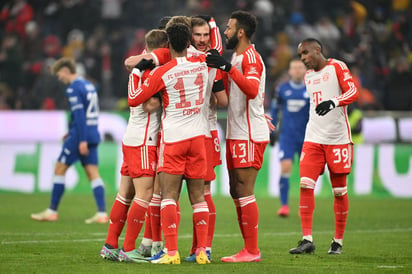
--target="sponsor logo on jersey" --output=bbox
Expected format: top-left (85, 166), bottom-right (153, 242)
top-left (69, 96), bottom-right (78, 103)
top-left (313, 79), bottom-right (321, 85)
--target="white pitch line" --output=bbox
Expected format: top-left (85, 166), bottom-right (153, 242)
top-left (1, 227), bottom-right (412, 245)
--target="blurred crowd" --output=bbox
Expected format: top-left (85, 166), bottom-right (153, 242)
top-left (0, 0), bottom-right (411, 111)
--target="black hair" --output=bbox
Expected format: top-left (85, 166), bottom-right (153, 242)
top-left (301, 38), bottom-right (324, 53)
top-left (166, 23), bottom-right (190, 52)
top-left (158, 16), bottom-right (172, 30)
top-left (230, 10), bottom-right (257, 39)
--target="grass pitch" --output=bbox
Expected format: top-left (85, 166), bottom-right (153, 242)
top-left (1, 193), bottom-right (411, 273)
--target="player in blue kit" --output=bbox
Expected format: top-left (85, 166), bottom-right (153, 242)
top-left (270, 59), bottom-right (309, 217)
top-left (31, 57), bottom-right (108, 224)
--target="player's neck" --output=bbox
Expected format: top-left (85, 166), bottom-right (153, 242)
top-left (170, 48), bottom-right (187, 59)
top-left (315, 58), bottom-right (329, 71)
top-left (235, 40), bottom-right (251, 55)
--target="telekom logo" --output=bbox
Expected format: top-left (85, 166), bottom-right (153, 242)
top-left (313, 91), bottom-right (322, 106)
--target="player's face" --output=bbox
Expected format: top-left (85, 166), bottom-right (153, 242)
top-left (191, 24), bottom-right (210, 52)
top-left (288, 60), bottom-right (307, 82)
top-left (297, 42), bottom-right (319, 70)
top-left (224, 19), bottom-right (239, 50)
top-left (56, 68), bottom-right (70, 84)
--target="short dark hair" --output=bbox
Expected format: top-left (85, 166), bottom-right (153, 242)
top-left (158, 16), bottom-right (172, 30)
top-left (166, 23), bottom-right (190, 52)
top-left (230, 10), bottom-right (257, 39)
top-left (301, 38), bottom-right (324, 53)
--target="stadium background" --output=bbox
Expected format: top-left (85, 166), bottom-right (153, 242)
top-left (0, 1), bottom-right (411, 197)
top-left (1, 2), bottom-right (412, 273)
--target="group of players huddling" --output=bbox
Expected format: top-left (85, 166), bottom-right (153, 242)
top-left (31, 8), bottom-right (359, 266)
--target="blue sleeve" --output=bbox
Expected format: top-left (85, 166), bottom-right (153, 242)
top-left (68, 86), bottom-right (87, 142)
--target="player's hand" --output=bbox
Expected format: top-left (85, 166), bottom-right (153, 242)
top-left (315, 100), bottom-right (335, 116)
top-left (135, 58), bottom-right (155, 71)
top-left (206, 49), bottom-right (232, 72)
top-left (79, 141), bottom-right (89, 156)
top-left (270, 131), bottom-right (278, 146)
top-left (264, 114), bottom-right (276, 133)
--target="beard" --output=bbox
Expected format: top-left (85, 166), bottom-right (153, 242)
top-left (226, 34), bottom-right (239, 50)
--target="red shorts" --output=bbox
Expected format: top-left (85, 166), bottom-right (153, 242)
top-left (120, 143), bottom-right (157, 178)
top-left (299, 142), bottom-right (353, 180)
top-left (205, 137), bottom-right (215, 181)
top-left (226, 139), bottom-right (267, 170)
top-left (157, 136), bottom-right (206, 179)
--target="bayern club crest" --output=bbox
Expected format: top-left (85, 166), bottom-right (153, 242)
top-left (323, 72), bottom-right (329, 82)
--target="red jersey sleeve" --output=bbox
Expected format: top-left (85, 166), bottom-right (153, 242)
top-left (209, 18), bottom-right (223, 55)
top-left (128, 68), bottom-right (166, 106)
top-left (332, 60), bottom-right (359, 106)
top-left (228, 50), bottom-right (262, 99)
top-left (151, 48), bottom-right (171, 66)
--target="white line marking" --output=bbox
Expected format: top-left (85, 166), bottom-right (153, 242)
top-left (1, 227), bottom-right (412, 245)
top-left (377, 266), bottom-right (404, 269)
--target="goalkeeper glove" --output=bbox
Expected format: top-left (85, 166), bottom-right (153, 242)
top-left (135, 59), bottom-right (155, 71)
top-left (315, 100), bottom-right (335, 116)
top-left (206, 49), bottom-right (232, 72)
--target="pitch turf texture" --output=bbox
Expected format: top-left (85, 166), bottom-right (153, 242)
top-left (1, 193), bottom-right (411, 273)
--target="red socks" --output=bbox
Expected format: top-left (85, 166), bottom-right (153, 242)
top-left (149, 194), bottom-right (162, 242)
top-left (238, 195), bottom-right (259, 254)
top-left (204, 191), bottom-right (216, 249)
top-left (123, 198), bottom-right (149, 252)
top-left (161, 199), bottom-right (178, 252)
top-left (105, 194), bottom-right (131, 248)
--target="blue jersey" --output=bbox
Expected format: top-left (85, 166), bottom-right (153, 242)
top-left (66, 77), bottom-right (101, 144)
top-left (271, 80), bottom-right (309, 141)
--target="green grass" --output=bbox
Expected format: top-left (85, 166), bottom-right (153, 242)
top-left (1, 193), bottom-right (411, 273)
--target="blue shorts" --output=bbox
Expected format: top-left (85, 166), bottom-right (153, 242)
top-left (57, 135), bottom-right (99, 166)
top-left (278, 135), bottom-right (304, 161)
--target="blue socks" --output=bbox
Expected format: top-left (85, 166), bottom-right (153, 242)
top-left (49, 175), bottom-right (65, 210)
top-left (91, 178), bottom-right (106, 212)
top-left (279, 176), bottom-right (289, 206)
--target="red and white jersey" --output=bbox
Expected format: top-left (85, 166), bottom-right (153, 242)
top-left (150, 47), bottom-right (221, 138)
top-left (124, 69), bottom-right (161, 146)
top-left (209, 18), bottom-right (223, 55)
top-left (226, 45), bottom-right (269, 143)
top-left (304, 58), bottom-right (359, 144)
top-left (128, 56), bottom-right (210, 144)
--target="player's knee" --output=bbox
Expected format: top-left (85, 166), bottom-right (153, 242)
top-left (300, 177), bottom-right (316, 189)
top-left (332, 186), bottom-right (347, 196)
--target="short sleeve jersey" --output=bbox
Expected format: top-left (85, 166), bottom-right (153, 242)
top-left (304, 58), bottom-right (359, 144)
top-left (66, 77), bottom-right (100, 144)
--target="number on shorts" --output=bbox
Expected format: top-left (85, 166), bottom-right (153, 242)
top-left (333, 147), bottom-right (350, 168)
top-left (214, 137), bottom-right (220, 152)
top-left (232, 143), bottom-right (246, 158)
